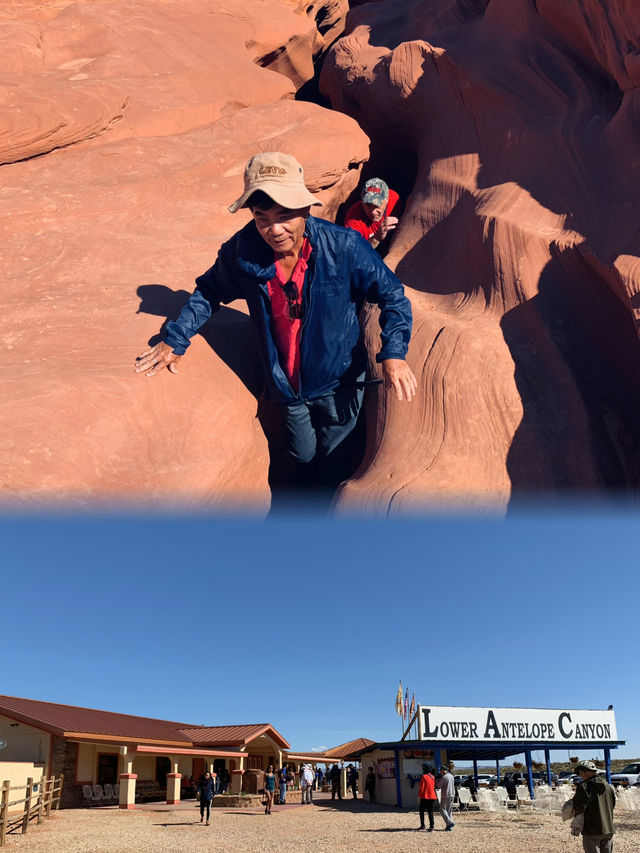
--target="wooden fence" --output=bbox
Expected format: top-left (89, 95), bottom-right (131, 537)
top-left (0, 775), bottom-right (63, 846)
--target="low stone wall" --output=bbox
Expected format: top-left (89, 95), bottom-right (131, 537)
top-left (211, 789), bottom-right (304, 808)
top-left (211, 794), bottom-right (263, 809)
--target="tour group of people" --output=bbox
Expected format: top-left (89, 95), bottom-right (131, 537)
top-left (192, 757), bottom-right (617, 850)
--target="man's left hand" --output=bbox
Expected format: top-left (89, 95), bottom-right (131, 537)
top-left (381, 358), bottom-right (418, 401)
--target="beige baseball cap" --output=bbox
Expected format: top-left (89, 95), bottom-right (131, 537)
top-left (228, 152), bottom-right (323, 213)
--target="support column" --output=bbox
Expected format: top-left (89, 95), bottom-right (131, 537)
top-left (545, 750), bottom-right (552, 787)
top-left (604, 748), bottom-right (611, 784)
top-left (231, 770), bottom-right (243, 794)
top-left (496, 760), bottom-right (500, 784)
top-left (394, 749), bottom-right (402, 808)
top-left (166, 758), bottom-right (181, 805)
top-left (473, 758), bottom-right (478, 788)
top-left (525, 750), bottom-right (534, 799)
top-left (340, 765), bottom-right (347, 799)
top-left (119, 749), bottom-right (137, 810)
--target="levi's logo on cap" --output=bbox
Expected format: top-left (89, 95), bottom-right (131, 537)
top-left (259, 166), bottom-right (287, 176)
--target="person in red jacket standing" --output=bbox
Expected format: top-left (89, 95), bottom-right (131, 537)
top-left (418, 763), bottom-right (438, 831)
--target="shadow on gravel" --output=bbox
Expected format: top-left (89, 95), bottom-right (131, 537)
top-left (359, 827), bottom-right (432, 833)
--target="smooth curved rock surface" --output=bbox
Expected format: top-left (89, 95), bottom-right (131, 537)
top-left (321, 0), bottom-right (640, 512)
top-left (0, 0), bottom-right (369, 509)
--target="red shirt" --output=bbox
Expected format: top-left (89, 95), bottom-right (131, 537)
top-left (418, 773), bottom-right (436, 800)
top-left (344, 189), bottom-right (400, 240)
top-left (267, 237), bottom-right (312, 393)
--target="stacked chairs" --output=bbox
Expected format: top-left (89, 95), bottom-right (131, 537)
top-left (616, 787), bottom-right (640, 811)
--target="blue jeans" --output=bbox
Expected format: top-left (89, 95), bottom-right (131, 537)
top-left (282, 380), bottom-right (365, 484)
top-left (279, 782), bottom-right (287, 803)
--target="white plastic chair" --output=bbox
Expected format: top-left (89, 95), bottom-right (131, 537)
top-left (457, 787), bottom-right (474, 810)
top-left (516, 785), bottom-right (534, 813)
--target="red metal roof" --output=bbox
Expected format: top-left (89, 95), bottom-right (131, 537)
top-left (0, 696), bottom-right (289, 749)
top-left (181, 724), bottom-right (290, 749)
top-left (323, 737), bottom-right (376, 758)
top-left (0, 695), bottom-right (192, 743)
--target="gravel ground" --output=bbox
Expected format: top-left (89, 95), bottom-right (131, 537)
top-left (5, 797), bottom-right (640, 852)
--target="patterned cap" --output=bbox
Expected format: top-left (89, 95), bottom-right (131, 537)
top-left (361, 177), bottom-right (389, 207)
top-left (574, 760), bottom-right (598, 772)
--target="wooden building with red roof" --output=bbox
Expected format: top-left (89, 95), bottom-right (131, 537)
top-left (0, 695), bottom-right (291, 808)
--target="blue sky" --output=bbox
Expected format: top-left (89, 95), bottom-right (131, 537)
top-left (2, 507), bottom-right (638, 764)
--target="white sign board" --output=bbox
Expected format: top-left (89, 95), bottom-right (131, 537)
top-left (403, 759), bottom-right (428, 775)
top-left (418, 706), bottom-right (617, 743)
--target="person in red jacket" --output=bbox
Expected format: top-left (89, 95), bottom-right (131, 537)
top-left (418, 764), bottom-right (438, 831)
top-left (344, 178), bottom-right (400, 251)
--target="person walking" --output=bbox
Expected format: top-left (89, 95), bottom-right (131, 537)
top-left (263, 764), bottom-right (277, 814)
top-left (196, 771), bottom-right (215, 826)
top-left (365, 766), bottom-right (376, 803)
top-left (572, 760), bottom-right (616, 853)
top-left (417, 764), bottom-right (437, 831)
top-left (437, 765), bottom-right (456, 831)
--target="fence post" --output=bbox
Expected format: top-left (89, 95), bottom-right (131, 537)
top-left (1, 780), bottom-right (10, 847)
top-left (37, 776), bottom-right (45, 825)
top-left (22, 777), bottom-right (34, 834)
top-left (46, 777), bottom-right (53, 817)
top-left (55, 774), bottom-right (64, 810)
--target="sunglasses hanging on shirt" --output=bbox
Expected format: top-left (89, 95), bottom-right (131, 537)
top-left (282, 280), bottom-right (303, 320)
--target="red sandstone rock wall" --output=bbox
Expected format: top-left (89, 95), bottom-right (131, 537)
top-left (1, 0), bottom-right (366, 508)
top-left (321, 0), bottom-right (640, 511)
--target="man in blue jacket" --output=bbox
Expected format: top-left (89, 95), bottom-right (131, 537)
top-left (135, 152), bottom-right (416, 484)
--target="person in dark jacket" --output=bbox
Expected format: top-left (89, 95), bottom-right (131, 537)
top-left (330, 764), bottom-right (342, 800)
top-left (572, 760), bottom-right (616, 853)
top-left (347, 764), bottom-right (358, 799)
top-left (365, 766), bottom-right (376, 803)
top-left (135, 152), bottom-right (416, 488)
top-left (196, 771), bottom-right (215, 826)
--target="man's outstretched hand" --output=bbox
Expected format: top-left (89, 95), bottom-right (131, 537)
top-left (381, 358), bottom-right (418, 401)
top-left (134, 342), bottom-right (181, 377)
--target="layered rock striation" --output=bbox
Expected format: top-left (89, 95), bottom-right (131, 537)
top-left (321, 0), bottom-right (640, 511)
top-left (1, 0), bottom-right (366, 508)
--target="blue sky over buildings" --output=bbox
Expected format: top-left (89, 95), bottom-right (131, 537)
top-left (3, 508), bottom-right (638, 761)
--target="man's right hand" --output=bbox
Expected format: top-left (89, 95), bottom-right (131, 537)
top-left (134, 341), bottom-right (181, 377)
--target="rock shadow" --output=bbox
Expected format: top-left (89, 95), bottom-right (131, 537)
top-left (136, 284), bottom-right (366, 510)
top-left (501, 245), bottom-right (640, 499)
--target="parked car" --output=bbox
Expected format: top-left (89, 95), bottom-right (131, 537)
top-left (502, 772), bottom-right (528, 786)
top-left (610, 762), bottom-right (640, 787)
top-left (531, 771), bottom-right (558, 785)
top-left (476, 774), bottom-right (493, 787)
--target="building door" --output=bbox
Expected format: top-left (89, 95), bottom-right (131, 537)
top-left (156, 757), bottom-right (171, 787)
top-left (97, 754), bottom-right (118, 786)
top-left (193, 758), bottom-right (206, 780)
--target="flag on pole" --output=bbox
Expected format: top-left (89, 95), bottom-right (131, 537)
top-left (409, 694), bottom-right (415, 717)
top-left (395, 682), bottom-right (403, 716)
top-left (404, 688), bottom-right (409, 719)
